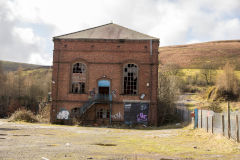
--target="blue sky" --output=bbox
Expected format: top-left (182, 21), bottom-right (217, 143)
top-left (0, 0), bottom-right (240, 65)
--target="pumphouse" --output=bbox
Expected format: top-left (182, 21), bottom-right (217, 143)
top-left (51, 23), bottom-right (159, 125)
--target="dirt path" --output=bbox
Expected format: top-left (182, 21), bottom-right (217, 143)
top-left (0, 119), bottom-right (240, 160)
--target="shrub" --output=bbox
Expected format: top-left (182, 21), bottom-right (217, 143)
top-left (9, 109), bottom-right (38, 123)
top-left (185, 73), bottom-right (209, 86)
top-left (181, 85), bottom-right (201, 93)
top-left (208, 101), bottom-right (223, 113)
top-left (37, 103), bottom-right (50, 123)
top-left (158, 64), bottom-right (182, 125)
top-left (216, 62), bottom-right (240, 101)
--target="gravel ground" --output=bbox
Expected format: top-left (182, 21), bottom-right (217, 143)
top-left (0, 119), bottom-right (240, 160)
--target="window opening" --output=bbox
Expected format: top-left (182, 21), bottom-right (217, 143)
top-left (123, 64), bottom-right (138, 95)
top-left (72, 63), bottom-right (86, 93)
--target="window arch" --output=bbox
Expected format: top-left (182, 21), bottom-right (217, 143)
top-left (123, 63), bottom-right (138, 95)
top-left (71, 62), bottom-right (86, 94)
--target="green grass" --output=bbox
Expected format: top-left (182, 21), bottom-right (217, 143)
top-left (179, 69), bottom-right (240, 112)
top-left (3, 119), bottom-right (240, 159)
top-left (180, 69), bottom-right (240, 79)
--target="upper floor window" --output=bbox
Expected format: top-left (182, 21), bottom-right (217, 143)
top-left (73, 63), bottom-right (86, 73)
top-left (123, 64), bottom-right (138, 95)
top-left (72, 63), bottom-right (86, 94)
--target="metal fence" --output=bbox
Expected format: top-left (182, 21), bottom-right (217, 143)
top-left (197, 109), bottom-right (240, 142)
top-left (175, 106), bottom-right (191, 123)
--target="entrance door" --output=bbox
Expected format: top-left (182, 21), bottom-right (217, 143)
top-left (98, 80), bottom-right (110, 95)
top-left (98, 80), bottom-right (110, 101)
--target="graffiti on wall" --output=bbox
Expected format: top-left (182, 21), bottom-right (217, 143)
top-left (57, 109), bottom-right (70, 120)
top-left (112, 112), bottom-right (122, 120)
top-left (124, 103), bottom-right (149, 125)
top-left (140, 103), bottom-right (148, 111)
top-left (137, 112), bottom-right (148, 122)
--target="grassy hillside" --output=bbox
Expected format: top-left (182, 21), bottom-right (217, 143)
top-left (0, 60), bottom-right (50, 72)
top-left (181, 69), bottom-right (240, 80)
top-left (159, 40), bottom-right (240, 70)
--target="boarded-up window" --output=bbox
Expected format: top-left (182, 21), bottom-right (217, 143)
top-left (72, 63), bottom-right (86, 94)
top-left (123, 64), bottom-right (138, 95)
top-left (124, 103), bottom-right (149, 125)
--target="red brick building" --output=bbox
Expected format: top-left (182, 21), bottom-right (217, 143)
top-left (51, 23), bottom-right (159, 125)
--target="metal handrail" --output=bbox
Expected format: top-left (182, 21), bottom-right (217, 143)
top-left (79, 94), bottom-right (112, 117)
top-left (95, 94), bottom-right (112, 102)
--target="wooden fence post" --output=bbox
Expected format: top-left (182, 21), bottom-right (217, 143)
top-left (236, 115), bottom-right (239, 142)
top-left (212, 116), bottom-right (214, 134)
top-left (228, 101), bottom-right (231, 139)
top-left (201, 109), bottom-right (202, 128)
top-left (207, 116), bottom-right (208, 132)
top-left (222, 115), bottom-right (225, 136)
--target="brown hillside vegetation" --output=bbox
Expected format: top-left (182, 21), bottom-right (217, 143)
top-left (0, 60), bottom-right (49, 72)
top-left (159, 40), bottom-right (240, 69)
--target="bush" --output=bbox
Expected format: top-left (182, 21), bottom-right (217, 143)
top-left (208, 101), bottom-right (223, 113)
top-left (216, 62), bottom-right (240, 101)
top-left (158, 64), bottom-right (182, 125)
top-left (9, 109), bottom-right (38, 123)
top-left (181, 85), bottom-right (201, 93)
top-left (37, 103), bottom-right (50, 123)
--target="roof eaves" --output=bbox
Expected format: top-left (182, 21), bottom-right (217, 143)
top-left (52, 37), bottom-right (160, 41)
top-left (53, 22), bottom-right (113, 39)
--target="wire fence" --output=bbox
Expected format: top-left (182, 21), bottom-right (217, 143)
top-left (197, 109), bottom-right (240, 142)
top-left (175, 106), bottom-right (192, 123)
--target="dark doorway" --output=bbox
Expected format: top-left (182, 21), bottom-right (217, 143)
top-left (98, 80), bottom-right (110, 95)
top-left (99, 87), bottom-right (109, 95)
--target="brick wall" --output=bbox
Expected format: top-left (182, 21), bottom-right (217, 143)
top-left (52, 39), bottom-right (159, 125)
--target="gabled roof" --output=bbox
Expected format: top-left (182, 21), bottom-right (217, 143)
top-left (54, 23), bottom-right (158, 40)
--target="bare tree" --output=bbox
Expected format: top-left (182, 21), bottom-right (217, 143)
top-left (0, 62), bottom-right (6, 96)
top-left (17, 66), bottom-right (24, 99)
top-left (216, 62), bottom-right (240, 100)
top-left (158, 64), bottom-right (182, 125)
top-left (200, 63), bottom-right (216, 85)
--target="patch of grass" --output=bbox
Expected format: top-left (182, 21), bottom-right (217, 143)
top-left (184, 103), bottom-right (196, 110)
top-left (111, 126), bottom-right (240, 159)
top-left (180, 69), bottom-right (240, 80)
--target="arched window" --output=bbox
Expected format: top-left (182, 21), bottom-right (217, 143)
top-left (123, 64), bottom-right (138, 95)
top-left (71, 63), bottom-right (86, 94)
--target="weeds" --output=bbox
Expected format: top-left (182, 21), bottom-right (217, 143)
top-left (9, 109), bottom-right (38, 123)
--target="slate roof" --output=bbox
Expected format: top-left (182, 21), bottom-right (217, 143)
top-left (54, 23), bottom-right (158, 40)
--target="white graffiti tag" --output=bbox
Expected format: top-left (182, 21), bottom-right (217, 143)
top-left (57, 110), bottom-right (70, 120)
top-left (111, 112), bottom-right (122, 120)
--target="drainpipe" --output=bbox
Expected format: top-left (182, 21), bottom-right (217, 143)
top-left (52, 46), bottom-right (60, 123)
top-left (149, 39), bottom-right (153, 125)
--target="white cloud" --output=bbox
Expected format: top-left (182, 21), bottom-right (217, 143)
top-left (28, 53), bottom-right (52, 65)
top-left (211, 18), bottom-right (240, 40)
top-left (13, 27), bottom-right (40, 44)
top-left (0, 0), bottom-right (239, 65)
top-left (186, 40), bottom-right (201, 44)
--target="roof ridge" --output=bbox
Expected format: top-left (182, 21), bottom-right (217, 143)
top-left (54, 23), bottom-right (159, 40)
top-left (54, 23), bottom-right (113, 38)
top-left (112, 23), bottom-right (157, 39)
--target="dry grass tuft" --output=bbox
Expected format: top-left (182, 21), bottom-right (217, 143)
top-left (37, 103), bottom-right (50, 123)
top-left (9, 109), bottom-right (38, 123)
